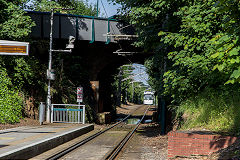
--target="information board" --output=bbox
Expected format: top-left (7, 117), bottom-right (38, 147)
top-left (77, 87), bottom-right (83, 103)
top-left (0, 40), bottom-right (29, 56)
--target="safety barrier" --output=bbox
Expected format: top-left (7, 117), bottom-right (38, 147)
top-left (51, 104), bottom-right (85, 124)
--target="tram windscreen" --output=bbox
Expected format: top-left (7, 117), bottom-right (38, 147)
top-left (144, 94), bottom-right (153, 100)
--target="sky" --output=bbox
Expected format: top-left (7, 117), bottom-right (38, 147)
top-left (131, 64), bottom-right (149, 87)
top-left (86, 0), bottom-right (121, 17)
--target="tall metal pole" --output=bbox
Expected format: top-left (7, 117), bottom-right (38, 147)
top-left (132, 82), bottom-right (134, 103)
top-left (125, 90), bottom-right (127, 104)
top-left (46, 8), bottom-right (74, 123)
top-left (160, 56), bottom-right (167, 135)
top-left (46, 9), bottom-right (54, 123)
top-left (96, 0), bottom-right (99, 17)
top-left (118, 68), bottom-right (122, 106)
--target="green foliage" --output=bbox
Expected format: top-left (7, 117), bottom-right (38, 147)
top-left (111, 0), bottom-right (185, 99)
top-left (144, 54), bottom-right (163, 95)
top-left (0, 0), bottom-right (99, 124)
top-left (111, 0), bottom-right (182, 50)
top-left (113, 0), bottom-right (239, 99)
top-left (29, 0), bottom-right (98, 16)
top-left (51, 54), bottom-right (88, 104)
top-left (132, 82), bottom-right (146, 104)
top-left (206, 0), bottom-right (240, 84)
top-left (0, 65), bottom-right (23, 123)
top-left (159, 1), bottom-right (225, 102)
top-left (113, 0), bottom-right (240, 134)
top-left (0, 0), bottom-right (36, 123)
top-left (25, 0), bottom-right (100, 121)
top-left (64, 0), bottom-right (98, 16)
top-left (112, 64), bottom-right (147, 104)
top-left (0, 0), bottom-right (35, 40)
top-left (141, 0), bottom-right (240, 102)
top-left (0, 55), bottom-right (47, 124)
top-left (29, 0), bottom-right (61, 11)
top-left (175, 87), bottom-right (240, 134)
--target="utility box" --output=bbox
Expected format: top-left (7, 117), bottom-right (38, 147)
top-left (47, 69), bottom-right (55, 80)
top-left (97, 112), bottom-right (111, 124)
top-left (39, 102), bottom-right (45, 125)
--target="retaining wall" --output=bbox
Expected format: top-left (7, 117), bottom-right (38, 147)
top-left (168, 131), bottom-right (238, 158)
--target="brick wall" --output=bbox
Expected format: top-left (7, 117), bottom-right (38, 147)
top-left (168, 131), bottom-right (238, 158)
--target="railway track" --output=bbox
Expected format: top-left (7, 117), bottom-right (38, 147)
top-left (47, 105), bottom-right (150, 160)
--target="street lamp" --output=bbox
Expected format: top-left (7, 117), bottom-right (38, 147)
top-left (46, 8), bottom-right (74, 123)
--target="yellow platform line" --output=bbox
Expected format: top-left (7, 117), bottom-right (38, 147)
top-left (0, 137), bottom-right (15, 140)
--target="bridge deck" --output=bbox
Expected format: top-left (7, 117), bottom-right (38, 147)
top-left (28, 11), bottom-right (131, 43)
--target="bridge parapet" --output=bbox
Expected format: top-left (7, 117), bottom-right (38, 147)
top-left (27, 11), bottom-right (133, 43)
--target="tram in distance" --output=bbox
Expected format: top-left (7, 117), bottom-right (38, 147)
top-left (143, 91), bottom-right (154, 105)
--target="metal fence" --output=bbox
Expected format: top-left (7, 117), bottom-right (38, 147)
top-left (51, 104), bottom-right (85, 124)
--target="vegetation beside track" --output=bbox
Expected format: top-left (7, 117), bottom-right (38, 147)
top-left (0, 0), bottom-right (98, 124)
top-left (173, 88), bottom-right (240, 135)
top-left (111, 0), bottom-right (240, 137)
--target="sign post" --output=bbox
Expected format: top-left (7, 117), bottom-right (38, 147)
top-left (77, 87), bottom-right (83, 103)
top-left (77, 87), bottom-right (85, 123)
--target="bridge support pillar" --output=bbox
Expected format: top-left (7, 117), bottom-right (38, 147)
top-left (90, 81), bottom-right (99, 113)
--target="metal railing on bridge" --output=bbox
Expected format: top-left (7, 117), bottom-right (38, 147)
top-left (51, 104), bottom-right (85, 124)
top-left (27, 11), bottom-right (133, 43)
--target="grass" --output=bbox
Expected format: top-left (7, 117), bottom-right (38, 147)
top-left (174, 88), bottom-right (240, 135)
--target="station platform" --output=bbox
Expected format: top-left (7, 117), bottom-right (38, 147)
top-left (0, 123), bottom-right (94, 159)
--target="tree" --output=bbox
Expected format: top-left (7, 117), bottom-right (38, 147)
top-left (0, 0), bottom-right (99, 123)
top-left (111, 0), bottom-right (240, 102)
top-left (110, 0), bottom-right (240, 134)
top-left (207, 0), bottom-right (240, 84)
top-left (0, 0), bottom-right (36, 123)
top-left (29, 0), bottom-right (98, 16)
top-left (110, 0), bottom-right (185, 101)
top-left (112, 64), bottom-right (148, 105)
top-left (0, 0), bottom-right (35, 40)
top-left (160, 0), bottom-right (225, 101)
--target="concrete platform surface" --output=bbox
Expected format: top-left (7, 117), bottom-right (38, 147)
top-left (0, 124), bottom-right (94, 159)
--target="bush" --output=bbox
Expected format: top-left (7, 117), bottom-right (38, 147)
top-left (0, 67), bottom-right (23, 124)
top-left (174, 87), bottom-right (240, 135)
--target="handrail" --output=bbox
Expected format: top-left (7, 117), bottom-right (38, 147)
top-left (51, 104), bottom-right (85, 124)
top-left (51, 104), bottom-right (85, 107)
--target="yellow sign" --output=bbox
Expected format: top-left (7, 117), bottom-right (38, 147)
top-left (0, 40), bottom-right (29, 55)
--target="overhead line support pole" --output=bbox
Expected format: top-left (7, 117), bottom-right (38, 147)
top-left (46, 9), bottom-right (54, 123)
top-left (96, 0), bottom-right (99, 17)
top-left (46, 8), bottom-right (74, 123)
top-left (118, 68), bottom-right (122, 107)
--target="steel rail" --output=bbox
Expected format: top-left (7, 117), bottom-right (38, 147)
top-left (47, 105), bottom-right (147, 160)
top-left (47, 114), bottom-right (131, 160)
top-left (105, 106), bottom-right (150, 160)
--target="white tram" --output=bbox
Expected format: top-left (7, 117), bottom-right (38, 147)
top-left (143, 91), bottom-right (154, 105)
